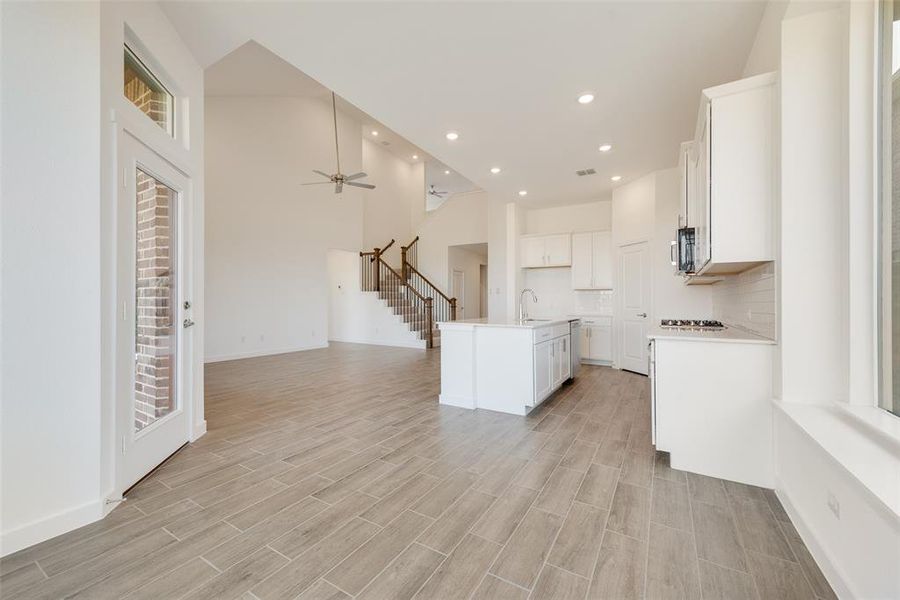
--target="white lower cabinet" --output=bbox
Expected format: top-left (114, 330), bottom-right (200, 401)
top-left (579, 317), bottom-right (613, 363)
top-left (534, 340), bottom-right (553, 402)
top-left (533, 328), bottom-right (571, 406)
top-left (652, 337), bottom-right (774, 487)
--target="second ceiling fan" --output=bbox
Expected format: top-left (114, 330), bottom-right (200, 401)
top-left (303, 92), bottom-right (376, 194)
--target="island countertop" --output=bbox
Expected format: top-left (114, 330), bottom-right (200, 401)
top-left (438, 317), bottom-right (577, 330)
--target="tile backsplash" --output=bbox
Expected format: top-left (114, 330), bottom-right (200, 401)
top-left (523, 268), bottom-right (613, 316)
top-left (711, 262), bottom-right (776, 340)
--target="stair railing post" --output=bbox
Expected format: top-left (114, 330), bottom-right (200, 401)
top-left (400, 245), bottom-right (408, 281)
top-left (373, 248), bottom-right (381, 292)
top-left (426, 297), bottom-right (434, 348)
top-left (450, 298), bottom-right (457, 321)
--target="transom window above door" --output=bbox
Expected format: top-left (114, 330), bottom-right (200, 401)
top-left (124, 45), bottom-right (174, 136)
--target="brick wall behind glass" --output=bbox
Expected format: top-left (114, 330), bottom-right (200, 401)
top-left (134, 171), bottom-right (174, 430)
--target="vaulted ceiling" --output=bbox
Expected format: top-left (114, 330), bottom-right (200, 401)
top-left (162, 1), bottom-right (765, 207)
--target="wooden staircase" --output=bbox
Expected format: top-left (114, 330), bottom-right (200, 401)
top-left (359, 237), bottom-right (457, 348)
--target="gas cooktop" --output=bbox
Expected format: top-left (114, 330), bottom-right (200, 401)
top-left (659, 319), bottom-right (726, 330)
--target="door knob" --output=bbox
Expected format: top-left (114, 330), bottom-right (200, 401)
top-left (183, 318), bottom-right (195, 328)
top-left (637, 313), bottom-right (647, 318)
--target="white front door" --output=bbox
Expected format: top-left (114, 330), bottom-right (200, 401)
top-left (451, 269), bottom-right (466, 319)
top-left (619, 241), bottom-right (651, 374)
top-left (117, 132), bottom-right (193, 493)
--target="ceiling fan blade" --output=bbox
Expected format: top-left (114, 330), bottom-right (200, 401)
top-left (301, 181), bottom-right (332, 186)
top-left (312, 170), bottom-right (332, 179)
top-left (335, 182), bottom-right (343, 194)
top-left (346, 181), bottom-right (376, 189)
top-left (343, 172), bottom-right (367, 181)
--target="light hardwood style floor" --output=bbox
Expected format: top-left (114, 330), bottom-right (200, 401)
top-left (1, 343), bottom-right (835, 599)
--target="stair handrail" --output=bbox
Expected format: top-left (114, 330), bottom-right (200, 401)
top-left (378, 256), bottom-right (434, 348)
top-left (403, 262), bottom-right (457, 321)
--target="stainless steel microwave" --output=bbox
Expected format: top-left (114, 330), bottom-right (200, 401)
top-left (673, 227), bottom-right (696, 274)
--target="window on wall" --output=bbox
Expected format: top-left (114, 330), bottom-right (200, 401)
top-left (124, 45), bottom-right (173, 136)
top-left (880, 1), bottom-right (900, 417)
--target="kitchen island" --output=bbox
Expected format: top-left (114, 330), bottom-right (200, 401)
top-left (438, 318), bottom-right (576, 416)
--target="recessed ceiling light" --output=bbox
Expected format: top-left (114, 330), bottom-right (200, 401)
top-left (490, 167), bottom-right (501, 174)
top-left (412, 155), bottom-right (418, 160)
top-left (611, 175), bottom-right (622, 182)
top-left (371, 130), bottom-right (379, 136)
top-left (577, 93), bottom-right (595, 104)
top-left (598, 144), bottom-right (612, 152)
top-left (518, 190), bottom-right (528, 196)
top-left (444, 170), bottom-right (451, 175)
top-left (445, 131), bottom-right (459, 141)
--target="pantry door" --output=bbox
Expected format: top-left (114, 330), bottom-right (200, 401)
top-left (116, 132), bottom-right (193, 493)
top-left (619, 241), bottom-right (651, 375)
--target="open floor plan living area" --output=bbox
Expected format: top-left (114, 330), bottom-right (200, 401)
top-left (1, 1), bottom-right (898, 599)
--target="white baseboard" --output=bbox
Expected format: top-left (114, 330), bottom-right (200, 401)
top-left (1, 496), bottom-right (107, 557)
top-left (191, 420), bottom-right (207, 441)
top-left (328, 337), bottom-right (426, 350)
top-left (439, 393), bottom-right (476, 410)
top-left (775, 480), bottom-right (855, 600)
top-left (204, 343), bottom-right (329, 364)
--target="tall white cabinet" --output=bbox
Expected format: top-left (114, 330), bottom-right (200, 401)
top-left (688, 72), bottom-right (776, 275)
top-left (571, 231), bottom-right (612, 289)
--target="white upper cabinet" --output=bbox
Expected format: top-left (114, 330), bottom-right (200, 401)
top-left (571, 231), bottom-right (612, 289)
top-left (521, 233), bottom-right (571, 268)
top-left (688, 72), bottom-right (776, 276)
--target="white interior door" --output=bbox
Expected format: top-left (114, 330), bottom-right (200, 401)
top-left (619, 241), bottom-right (651, 374)
top-left (451, 269), bottom-right (466, 319)
top-left (117, 132), bottom-right (193, 493)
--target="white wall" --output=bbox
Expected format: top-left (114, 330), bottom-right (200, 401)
top-left (204, 96), bottom-right (364, 362)
top-left (361, 137), bottom-right (422, 264)
top-left (524, 201), bottom-right (611, 235)
top-left (415, 191), bottom-right (490, 294)
top-left (326, 250), bottom-right (425, 348)
top-left (447, 245), bottom-right (487, 320)
top-left (1, 1), bottom-right (103, 555)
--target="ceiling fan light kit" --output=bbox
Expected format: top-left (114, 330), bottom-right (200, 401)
top-left (302, 91), bottom-right (377, 194)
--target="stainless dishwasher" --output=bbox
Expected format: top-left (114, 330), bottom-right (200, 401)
top-left (569, 319), bottom-right (582, 380)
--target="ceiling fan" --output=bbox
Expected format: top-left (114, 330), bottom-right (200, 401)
top-left (427, 185), bottom-right (448, 198)
top-left (302, 92), bottom-right (376, 194)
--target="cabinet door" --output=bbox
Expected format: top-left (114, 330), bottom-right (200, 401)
top-left (559, 335), bottom-right (571, 381)
top-left (694, 104), bottom-right (711, 269)
top-left (590, 326), bottom-right (613, 361)
top-left (579, 324), bottom-right (592, 360)
top-left (543, 234), bottom-right (571, 266)
top-left (571, 233), bottom-right (593, 289)
top-left (591, 231), bottom-right (613, 289)
top-left (533, 340), bottom-right (553, 402)
top-left (521, 237), bottom-right (546, 268)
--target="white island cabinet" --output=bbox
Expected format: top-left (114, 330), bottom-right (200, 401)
top-left (438, 318), bottom-right (574, 416)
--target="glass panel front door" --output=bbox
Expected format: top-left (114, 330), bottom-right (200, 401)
top-left (134, 169), bottom-right (177, 432)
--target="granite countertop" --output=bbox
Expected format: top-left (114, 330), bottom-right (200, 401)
top-left (648, 324), bottom-right (775, 345)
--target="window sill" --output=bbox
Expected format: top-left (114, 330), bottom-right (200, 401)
top-left (773, 399), bottom-right (900, 520)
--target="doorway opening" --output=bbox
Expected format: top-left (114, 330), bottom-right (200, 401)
top-left (447, 243), bottom-right (488, 320)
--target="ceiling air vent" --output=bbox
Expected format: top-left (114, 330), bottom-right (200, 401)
top-left (380, 140), bottom-right (391, 146)
top-left (575, 168), bottom-right (597, 177)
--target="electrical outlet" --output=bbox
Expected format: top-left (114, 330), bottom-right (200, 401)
top-left (241, 335), bottom-right (246, 343)
top-left (827, 492), bottom-right (840, 519)
top-left (259, 334), bottom-right (264, 342)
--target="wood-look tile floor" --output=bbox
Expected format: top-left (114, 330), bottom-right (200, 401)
top-left (1, 343), bottom-right (836, 600)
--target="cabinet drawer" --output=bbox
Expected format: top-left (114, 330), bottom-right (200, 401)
top-left (533, 323), bottom-right (570, 344)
